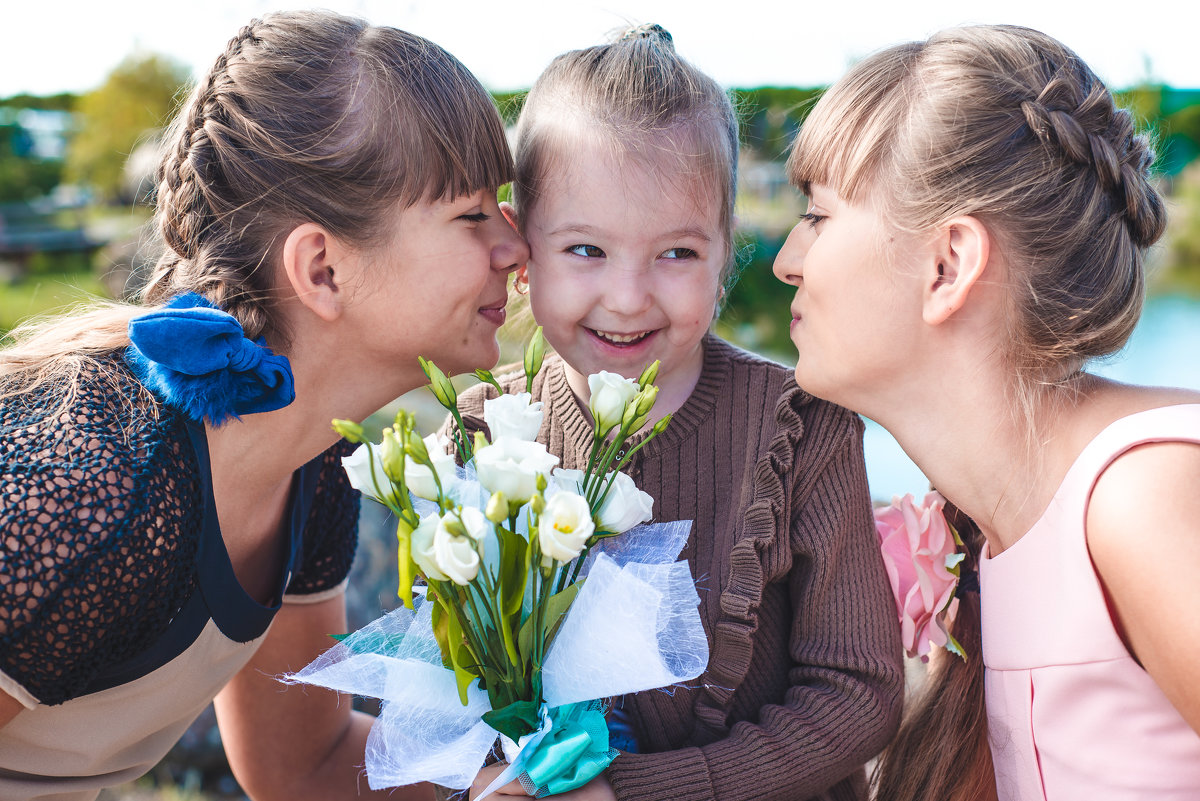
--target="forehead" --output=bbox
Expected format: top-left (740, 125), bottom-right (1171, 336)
top-left (533, 132), bottom-right (722, 227)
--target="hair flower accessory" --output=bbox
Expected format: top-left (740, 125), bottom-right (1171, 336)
top-left (125, 292), bottom-right (294, 425)
top-left (875, 491), bottom-right (965, 661)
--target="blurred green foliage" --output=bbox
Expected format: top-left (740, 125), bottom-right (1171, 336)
top-left (0, 124), bottom-right (62, 202)
top-left (64, 52), bottom-right (191, 202)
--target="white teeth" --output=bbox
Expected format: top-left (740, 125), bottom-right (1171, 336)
top-left (594, 329), bottom-right (648, 344)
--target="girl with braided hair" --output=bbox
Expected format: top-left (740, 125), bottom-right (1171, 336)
top-left (774, 24), bottom-right (1200, 801)
top-left (0, 10), bottom-right (525, 801)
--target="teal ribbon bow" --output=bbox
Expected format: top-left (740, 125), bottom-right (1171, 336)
top-left (519, 702), bottom-right (616, 797)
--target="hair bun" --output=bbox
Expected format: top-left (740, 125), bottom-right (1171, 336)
top-left (619, 23), bottom-right (674, 49)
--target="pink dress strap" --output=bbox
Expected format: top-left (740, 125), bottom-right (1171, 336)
top-left (979, 403), bottom-right (1200, 801)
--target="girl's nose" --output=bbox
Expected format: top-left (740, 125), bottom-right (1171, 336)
top-left (772, 223), bottom-right (807, 287)
top-left (601, 264), bottom-right (653, 317)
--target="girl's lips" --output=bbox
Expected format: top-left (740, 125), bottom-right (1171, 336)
top-left (586, 327), bottom-right (657, 353)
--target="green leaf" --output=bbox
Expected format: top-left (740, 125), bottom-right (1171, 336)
top-left (482, 699), bottom-right (542, 742)
top-left (446, 604), bottom-right (480, 706)
top-left (430, 596), bottom-right (453, 670)
top-left (542, 581), bottom-right (583, 646)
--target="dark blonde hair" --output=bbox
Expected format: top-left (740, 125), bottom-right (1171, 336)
top-left (512, 23), bottom-right (740, 281)
top-left (788, 25), bottom-right (1167, 801)
top-left (2, 10), bottom-right (511, 400)
top-left (788, 25), bottom-right (1165, 412)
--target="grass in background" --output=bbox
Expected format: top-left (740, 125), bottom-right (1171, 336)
top-left (0, 270), bottom-right (111, 336)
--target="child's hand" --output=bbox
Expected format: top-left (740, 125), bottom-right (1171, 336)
top-left (467, 764), bottom-right (616, 800)
top-left (469, 763), bottom-right (530, 798)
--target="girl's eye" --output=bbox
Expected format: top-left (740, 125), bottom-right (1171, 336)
top-left (660, 247), bottom-right (699, 260)
top-left (568, 244), bottom-right (605, 258)
top-left (459, 212), bottom-right (490, 223)
top-left (801, 212), bottom-right (827, 228)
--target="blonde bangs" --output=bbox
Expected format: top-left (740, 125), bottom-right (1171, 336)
top-left (786, 43), bottom-right (923, 203)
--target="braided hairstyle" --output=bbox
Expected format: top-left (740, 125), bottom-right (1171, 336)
top-left (787, 25), bottom-right (1166, 801)
top-left (789, 25), bottom-right (1165, 408)
top-left (148, 10), bottom-right (513, 345)
top-left (2, 10), bottom-right (511, 402)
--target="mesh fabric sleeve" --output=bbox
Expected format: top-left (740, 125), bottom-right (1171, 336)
top-left (284, 438), bottom-right (360, 600)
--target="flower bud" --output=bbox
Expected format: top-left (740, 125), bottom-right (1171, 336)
top-left (530, 493), bottom-right (546, 515)
top-left (420, 356), bottom-right (457, 409)
top-left (380, 428), bottom-right (405, 482)
top-left (485, 491), bottom-right (510, 523)
top-left (405, 434), bottom-right (431, 466)
top-left (651, 414), bottom-right (673, 436)
top-left (636, 360), bottom-right (660, 389)
top-left (536, 473), bottom-right (548, 492)
top-left (474, 430), bottom-right (489, 453)
top-left (635, 384), bottom-right (659, 417)
top-left (474, 369), bottom-right (503, 394)
top-left (524, 326), bottom-right (546, 380)
top-left (393, 408), bottom-right (414, 432)
top-left (331, 419), bottom-right (364, 443)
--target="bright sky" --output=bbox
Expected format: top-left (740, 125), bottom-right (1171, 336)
top-left (5, 0), bottom-right (1199, 98)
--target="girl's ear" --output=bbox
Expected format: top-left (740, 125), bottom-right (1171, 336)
top-left (281, 223), bottom-right (355, 322)
top-left (923, 216), bottom-right (991, 326)
top-left (500, 200), bottom-right (522, 233)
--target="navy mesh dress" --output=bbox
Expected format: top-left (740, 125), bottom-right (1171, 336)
top-left (0, 353), bottom-right (360, 800)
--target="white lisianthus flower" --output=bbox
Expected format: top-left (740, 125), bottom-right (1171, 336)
top-left (484, 392), bottom-right (544, 442)
top-left (432, 512), bottom-right (483, 586)
top-left (474, 438), bottom-right (560, 505)
top-left (587, 371), bottom-right (638, 431)
top-left (342, 444), bottom-right (390, 503)
top-left (456, 506), bottom-right (491, 542)
top-left (410, 512), bottom-right (449, 581)
top-left (595, 471), bottom-right (655, 533)
top-left (538, 492), bottom-right (595, 565)
top-left (404, 433), bottom-right (459, 501)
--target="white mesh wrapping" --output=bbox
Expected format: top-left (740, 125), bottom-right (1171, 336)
top-left (285, 601), bottom-right (495, 790)
top-left (542, 552), bottom-right (706, 707)
top-left (285, 516), bottom-right (707, 792)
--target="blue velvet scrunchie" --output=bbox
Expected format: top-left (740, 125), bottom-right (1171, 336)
top-left (125, 292), bottom-right (295, 425)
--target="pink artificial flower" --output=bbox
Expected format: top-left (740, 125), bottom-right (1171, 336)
top-left (875, 491), bottom-right (963, 661)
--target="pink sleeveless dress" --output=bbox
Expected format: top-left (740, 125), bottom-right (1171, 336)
top-left (979, 403), bottom-right (1200, 801)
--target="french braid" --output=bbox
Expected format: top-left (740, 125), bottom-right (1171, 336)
top-left (788, 26), bottom-right (1169, 801)
top-left (3, 9), bottom-right (512, 399)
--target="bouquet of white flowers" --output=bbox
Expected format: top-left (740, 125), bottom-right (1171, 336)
top-left (288, 330), bottom-right (707, 798)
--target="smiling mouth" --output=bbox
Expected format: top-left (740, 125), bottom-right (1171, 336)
top-left (589, 328), bottom-right (653, 347)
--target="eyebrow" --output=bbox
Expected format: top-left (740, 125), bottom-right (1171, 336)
top-left (548, 223), bottom-right (713, 242)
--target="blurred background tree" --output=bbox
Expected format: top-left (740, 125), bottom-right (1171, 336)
top-left (64, 52), bottom-right (190, 203)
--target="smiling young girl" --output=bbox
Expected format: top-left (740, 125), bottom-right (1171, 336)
top-left (776, 24), bottom-right (1200, 801)
top-left (454, 24), bottom-right (903, 801)
top-left (0, 11), bottom-right (526, 801)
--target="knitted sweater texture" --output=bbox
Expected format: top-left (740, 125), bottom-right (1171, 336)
top-left (453, 335), bottom-right (903, 801)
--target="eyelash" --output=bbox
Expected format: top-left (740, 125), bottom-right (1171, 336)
top-left (661, 247), bottom-right (698, 260)
top-left (801, 212), bottom-right (826, 228)
top-left (459, 212), bottom-right (490, 223)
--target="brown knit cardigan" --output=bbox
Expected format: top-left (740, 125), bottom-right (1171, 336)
top-left (449, 335), bottom-right (903, 801)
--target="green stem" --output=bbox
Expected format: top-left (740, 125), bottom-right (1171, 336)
top-left (450, 407), bottom-right (472, 465)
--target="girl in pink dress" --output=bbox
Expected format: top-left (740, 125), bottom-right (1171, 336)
top-left (773, 24), bottom-right (1200, 801)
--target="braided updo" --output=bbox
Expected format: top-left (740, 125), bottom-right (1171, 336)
top-left (788, 25), bottom-right (1166, 395)
top-left (147, 10), bottom-right (513, 345)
